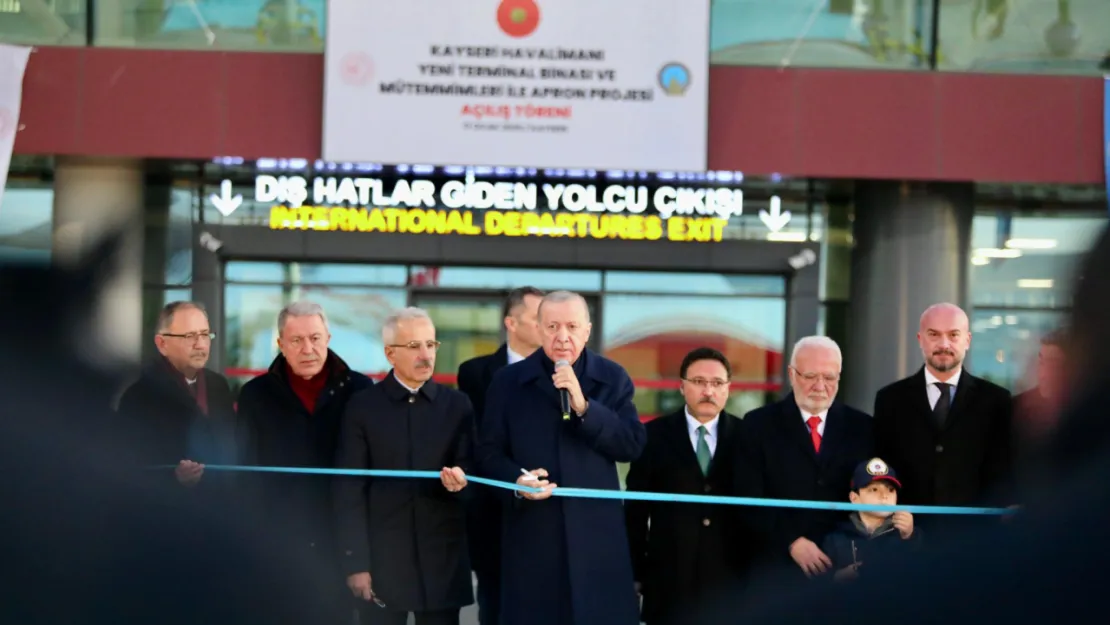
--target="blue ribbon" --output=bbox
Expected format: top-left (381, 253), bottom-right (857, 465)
top-left (180, 464), bottom-right (1013, 516)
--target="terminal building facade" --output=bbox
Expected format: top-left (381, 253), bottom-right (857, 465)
top-left (2, 0), bottom-right (1107, 416)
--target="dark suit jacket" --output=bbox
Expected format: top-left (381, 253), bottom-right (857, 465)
top-left (873, 368), bottom-right (1012, 507)
top-left (456, 344), bottom-right (510, 574)
top-left (625, 409), bottom-right (746, 625)
top-left (735, 394), bottom-right (874, 573)
top-left (334, 374), bottom-right (476, 612)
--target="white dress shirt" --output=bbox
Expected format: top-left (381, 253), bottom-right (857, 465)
top-left (798, 406), bottom-right (828, 437)
top-left (507, 346), bottom-right (527, 365)
top-left (393, 373), bottom-right (422, 394)
top-left (924, 367), bottom-right (961, 410)
top-left (684, 406), bottom-right (719, 456)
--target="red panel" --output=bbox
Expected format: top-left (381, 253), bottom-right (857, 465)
top-left (223, 53), bottom-right (324, 159)
top-left (792, 69), bottom-right (938, 179)
top-left (706, 66), bottom-right (796, 174)
top-left (936, 73), bottom-right (1090, 183)
top-left (12, 47), bottom-right (1106, 185)
top-left (14, 47), bottom-right (82, 154)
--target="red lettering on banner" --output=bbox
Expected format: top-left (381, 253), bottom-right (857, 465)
top-left (514, 105), bottom-right (572, 119)
top-left (461, 104), bottom-right (512, 120)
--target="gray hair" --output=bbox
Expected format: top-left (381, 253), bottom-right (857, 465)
top-left (381, 307), bottom-right (434, 344)
top-left (789, 335), bottom-right (842, 368)
top-left (277, 301), bottom-right (329, 336)
top-left (538, 290), bottom-right (591, 323)
top-left (157, 301), bottom-right (207, 333)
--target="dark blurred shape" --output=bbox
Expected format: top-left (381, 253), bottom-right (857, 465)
top-left (0, 231), bottom-right (343, 625)
top-left (732, 225), bottom-right (1110, 623)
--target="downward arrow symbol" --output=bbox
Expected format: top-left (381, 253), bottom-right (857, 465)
top-left (209, 180), bottom-right (243, 217)
top-left (758, 196), bottom-right (792, 232)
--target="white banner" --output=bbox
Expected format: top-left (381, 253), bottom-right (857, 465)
top-left (323, 0), bottom-right (709, 172)
top-left (0, 44), bottom-right (30, 210)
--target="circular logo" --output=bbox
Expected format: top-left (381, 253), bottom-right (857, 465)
top-left (497, 0), bottom-right (541, 38)
top-left (866, 458), bottom-right (889, 476)
top-left (339, 52), bottom-right (375, 86)
top-left (657, 63), bottom-right (691, 96)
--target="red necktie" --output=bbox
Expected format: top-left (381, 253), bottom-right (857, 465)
top-left (807, 416), bottom-right (822, 453)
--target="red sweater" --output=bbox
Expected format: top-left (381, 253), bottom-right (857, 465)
top-left (287, 363), bottom-right (329, 413)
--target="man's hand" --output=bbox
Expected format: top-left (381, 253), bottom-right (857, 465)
top-left (174, 460), bottom-right (204, 487)
top-left (347, 572), bottom-right (373, 601)
top-left (516, 468), bottom-right (557, 500)
top-left (833, 563), bottom-right (861, 582)
top-left (552, 365), bottom-right (587, 415)
top-left (789, 537), bottom-right (832, 577)
top-left (440, 466), bottom-right (467, 492)
top-left (893, 511), bottom-right (914, 539)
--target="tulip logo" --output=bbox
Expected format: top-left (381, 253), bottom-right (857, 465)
top-left (497, 0), bottom-right (540, 38)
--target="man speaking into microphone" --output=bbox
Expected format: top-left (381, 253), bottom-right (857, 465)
top-left (477, 290), bottom-right (646, 625)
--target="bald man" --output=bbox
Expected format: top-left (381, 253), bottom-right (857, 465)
top-left (873, 303), bottom-right (1012, 513)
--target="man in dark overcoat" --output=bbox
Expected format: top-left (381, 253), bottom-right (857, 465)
top-left (237, 300), bottom-right (373, 625)
top-left (334, 306), bottom-right (475, 625)
top-left (477, 290), bottom-right (647, 625)
top-left (456, 285), bottom-right (544, 625)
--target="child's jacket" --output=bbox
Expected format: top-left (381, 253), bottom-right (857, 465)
top-left (820, 513), bottom-right (922, 579)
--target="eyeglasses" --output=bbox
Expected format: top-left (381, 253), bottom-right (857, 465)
top-left (161, 331), bottom-right (216, 343)
top-left (791, 367), bottom-right (840, 383)
top-left (683, 378), bottom-right (730, 390)
top-left (389, 340), bottom-right (441, 351)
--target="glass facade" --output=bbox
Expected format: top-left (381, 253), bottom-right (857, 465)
top-left (6, 0), bottom-right (1105, 74)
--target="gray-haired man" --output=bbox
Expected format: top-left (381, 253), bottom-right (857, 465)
top-left (238, 300), bottom-right (374, 625)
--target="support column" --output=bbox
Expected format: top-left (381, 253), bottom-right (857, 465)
top-left (191, 225), bottom-right (224, 373)
top-left (784, 244), bottom-right (821, 398)
top-left (52, 156), bottom-right (145, 366)
top-left (843, 180), bottom-right (974, 412)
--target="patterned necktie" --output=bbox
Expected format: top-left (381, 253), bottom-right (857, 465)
top-left (934, 382), bottom-right (951, 428)
top-left (807, 416), bottom-right (822, 453)
top-left (695, 425), bottom-right (712, 476)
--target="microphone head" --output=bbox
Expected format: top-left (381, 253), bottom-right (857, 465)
top-left (555, 359), bottom-right (570, 368)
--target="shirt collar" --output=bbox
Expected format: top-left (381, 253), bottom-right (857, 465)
top-left (924, 367), bottom-right (962, 388)
top-left (507, 346), bottom-right (527, 365)
top-left (393, 372), bottom-right (423, 394)
top-left (684, 405), bottom-right (719, 437)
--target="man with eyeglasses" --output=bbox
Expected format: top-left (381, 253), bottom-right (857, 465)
top-left (734, 335), bottom-right (874, 592)
top-left (624, 347), bottom-right (747, 625)
top-left (237, 300), bottom-right (373, 625)
top-left (335, 306), bottom-right (475, 625)
top-left (118, 300), bottom-right (237, 491)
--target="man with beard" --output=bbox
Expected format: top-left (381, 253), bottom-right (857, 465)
top-left (477, 290), bottom-right (646, 625)
top-left (238, 300), bottom-right (374, 625)
top-left (118, 301), bottom-right (238, 495)
top-left (625, 347), bottom-right (747, 625)
top-left (734, 336), bottom-right (874, 593)
top-left (873, 303), bottom-right (1012, 529)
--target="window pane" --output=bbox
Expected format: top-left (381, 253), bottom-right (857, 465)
top-left (417, 298), bottom-right (504, 379)
top-left (605, 271), bottom-right (785, 296)
top-left (411, 266), bottom-right (603, 292)
top-left (0, 181), bottom-right (53, 265)
top-left (937, 0), bottom-right (1110, 75)
top-left (95, 0), bottom-right (325, 52)
top-left (711, 0), bottom-right (934, 70)
top-left (602, 293), bottom-right (786, 419)
top-left (294, 263), bottom-right (408, 286)
top-left (223, 283), bottom-right (407, 384)
top-left (970, 212), bottom-right (1105, 307)
top-left (225, 261), bottom-right (287, 283)
top-left (144, 183), bottom-right (195, 286)
top-left (967, 308), bottom-right (1066, 392)
top-left (0, 1), bottom-right (87, 46)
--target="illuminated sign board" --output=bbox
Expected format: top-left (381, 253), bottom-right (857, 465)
top-left (256, 174), bottom-right (755, 243)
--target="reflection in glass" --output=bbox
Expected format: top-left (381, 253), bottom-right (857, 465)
top-left (606, 271), bottom-right (785, 296)
top-left (415, 297), bottom-right (504, 377)
top-left (95, 0), bottom-right (325, 52)
top-left (968, 308), bottom-right (1066, 391)
top-left (937, 0), bottom-right (1110, 75)
top-left (410, 266), bottom-right (603, 292)
top-left (0, 183), bottom-right (53, 264)
top-left (0, 1), bottom-right (87, 46)
top-left (602, 293), bottom-right (786, 418)
top-left (710, 0), bottom-right (934, 70)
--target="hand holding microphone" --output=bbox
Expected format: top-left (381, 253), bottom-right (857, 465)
top-left (552, 359), bottom-right (587, 420)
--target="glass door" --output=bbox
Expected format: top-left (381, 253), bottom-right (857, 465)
top-left (411, 292), bottom-right (505, 383)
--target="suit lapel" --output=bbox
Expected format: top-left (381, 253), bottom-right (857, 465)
top-left (483, 344), bottom-right (508, 388)
top-left (911, 368), bottom-right (936, 430)
top-left (943, 372), bottom-right (977, 431)
top-left (706, 411), bottom-right (734, 479)
top-left (818, 402), bottom-right (845, 465)
top-left (664, 410), bottom-right (704, 477)
top-left (779, 395), bottom-right (818, 462)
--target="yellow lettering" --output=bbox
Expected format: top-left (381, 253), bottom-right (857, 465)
top-left (645, 216), bottom-right (663, 240)
top-left (501, 212), bottom-right (523, 237)
top-left (667, 217), bottom-right (686, 241)
top-left (485, 211), bottom-right (503, 236)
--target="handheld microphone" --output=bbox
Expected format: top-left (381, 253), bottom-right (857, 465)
top-left (555, 359), bottom-right (572, 420)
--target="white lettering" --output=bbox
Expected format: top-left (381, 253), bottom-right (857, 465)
top-left (410, 180), bottom-right (437, 207)
top-left (542, 184), bottom-right (565, 210)
top-left (438, 178), bottom-right (538, 210)
top-left (654, 186), bottom-right (677, 218)
top-left (255, 175), bottom-right (308, 206)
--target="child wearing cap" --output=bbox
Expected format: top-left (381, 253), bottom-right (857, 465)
top-left (821, 457), bottom-right (920, 582)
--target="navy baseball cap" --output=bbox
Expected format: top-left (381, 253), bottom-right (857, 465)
top-left (851, 457), bottom-right (902, 490)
